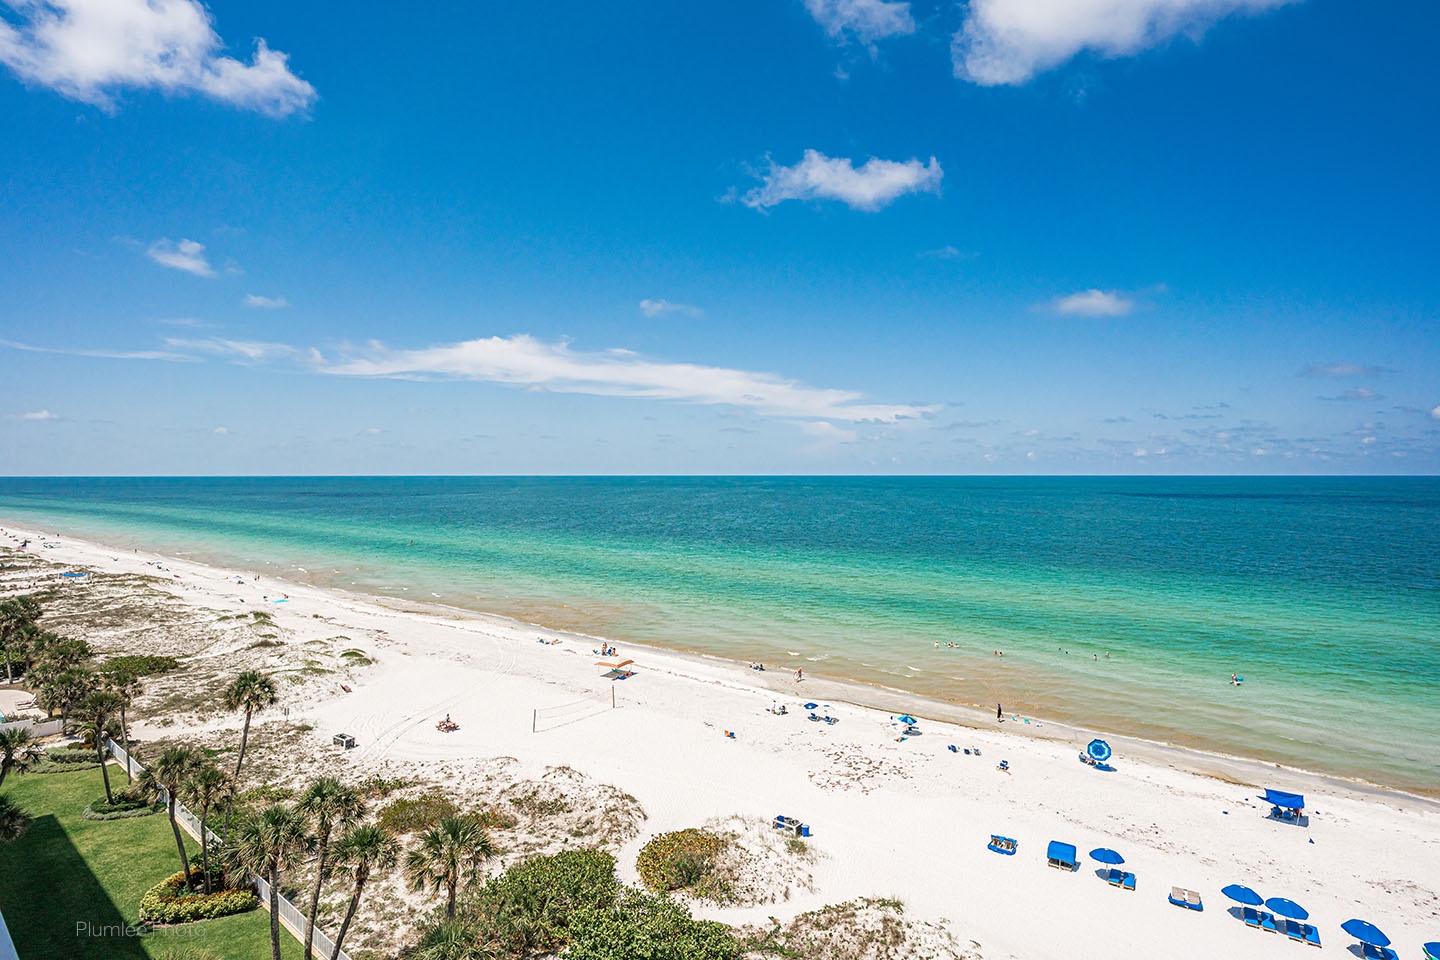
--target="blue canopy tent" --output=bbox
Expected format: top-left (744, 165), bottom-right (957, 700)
top-left (1341, 919), bottom-right (1396, 960)
top-left (1046, 841), bottom-right (1078, 872)
top-left (1260, 788), bottom-right (1307, 824)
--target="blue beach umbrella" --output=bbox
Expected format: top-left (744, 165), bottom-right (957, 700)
top-left (896, 714), bottom-right (918, 725)
top-left (1221, 884), bottom-right (1264, 906)
top-left (1089, 848), bottom-right (1124, 865)
top-left (1423, 942), bottom-right (1440, 960)
top-left (1340, 919), bottom-right (1390, 947)
top-left (1265, 898), bottom-right (1309, 921)
top-left (803, 702), bottom-right (819, 710)
top-left (1086, 739), bottom-right (1112, 763)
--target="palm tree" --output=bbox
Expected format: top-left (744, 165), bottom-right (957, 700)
top-left (0, 594), bottom-right (42, 683)
top-left (0, 795), bottom-right (30, 843)
top-left (181, 763), bottom-right (234, 894)
top-left (76, 689), bottom-right (123, 805)
top-left (34, 666), bottom-right (95, 724)
top-left (297, 777), bottom-right (365, 960)
top-left (227, 804), bottom-right (313, 960)
top-left (329, 824), bottom-right (400, 959)
top-left (0, 727), bottom-right (41, 789)
top-left (139, 745), bottom-right (201, 891)
top-left (405, 815), bottom-right (497, 920)
top-left (105, 670), bottom-right (143, 782)
top-left (410, 917), bottom-right (495, 960)
top-left (221, 670), bottom-right (277, 841)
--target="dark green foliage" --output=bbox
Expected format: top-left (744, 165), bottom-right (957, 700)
top-left (138, 870), bottom-right (260, 924)
top-left (377, 793), bottom-right (459, 834)
top-left (82, 794), bottom-right (159, 820)
top-left (565, 890), bottom-right (742, 960)
top-left (100, 655), bottom-right (180, 676)
top-left (44, 747), bottom-right (99, 764)
top-left (467, 848), bottom-right (620, 955)
top-left (0, 795), bottom-right (30, 842)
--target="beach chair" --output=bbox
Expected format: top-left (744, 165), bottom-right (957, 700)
top-left (997, 760), bottom-right (1010, 772)
top-left (987, 835), bottom-right (1017, 855)
top-left (808, 712), bottom-right (821, 722)
top-left (1422, 943), bottom-right (1440, 960)
top-left (1361, 946), bottom-right (1398, 960)
top-left (1105, 869), bottom-right (1136, 891)
top-left (1046, 841), bottom-right (1078, 872)
top-left (1167, 887), bottom-right (1203, 911)
top-left (1303, 924), bottom-right (1321, 948)
top-left (1242, 907), bottom-right (1277, 933)
top-left (1284, 920), bottom-right (1307, 943)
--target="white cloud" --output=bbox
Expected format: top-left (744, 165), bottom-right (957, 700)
top-left (244, 294), bottom-right (288, 309)
top-left (919, 245), bottom-right (972, 261)
top-left (146, 238), bottom-right (214, 277)
top-left (16, 409), bottom-right (58, 420)
top-left (212, 425), bottom-right (229, 435)
top-left (1431, 405), bottom-right (1440, 421)
top-left (318, 335), bottom-right (938, 423)
top-left (164, 337), bottom-right (314, 364)
top-left (952, 0), bottom-right (1296, 86)
top-left (1300, 362), bottom-right (1385, 378)
top-left (0, 0), bottom-right (316, 116)
top-left (639, 298), bottom-right (702, 319)
top-left (803, 0), bottom-right (915, 43)
top-left (799, 420), bottom-right (859, 443)
top-left (1322, 387), bottom-right (1382, 402)
top-left (1051, 288), bottom-right (1134, 316)
top-left (741, 150), bottom-right (942, 212)
top-left (0, 337), bottom-right (192, 361)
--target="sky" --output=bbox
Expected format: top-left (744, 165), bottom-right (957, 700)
top-left (1, 0), bottom-right (1437, 476)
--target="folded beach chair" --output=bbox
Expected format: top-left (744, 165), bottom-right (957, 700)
top-left (1167, 887), bottom-right (1203, 911)
top-left (987, 835), bottom-right (1017, 855)
top-left (1046, 841), bottom-right (1078, 872)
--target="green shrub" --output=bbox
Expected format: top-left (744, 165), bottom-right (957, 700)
top-left (43, 747), bottom-right (99, 764)
top-left (83, 795), bottom-right (159, 820)
top-left (470, 849), bottom-right (620, 954)
top-left (138, 871), bottom-right (259, 924)
top-left (566, 890), bottom-right (741, 960)
top-left (100, 655), bottom-right (179, 676)
top-left (376, 793), bottom-right (459, 834)
top-left (340, 649), bottom-right (372, 666)
top-left (636, 829), bottom-right (728, 898)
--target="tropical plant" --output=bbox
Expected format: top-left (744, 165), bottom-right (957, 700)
top-left (405, 815), bottom-right (497, 920)
top-left (181, 763), bottom-right (234, 894)
top-left (564, 889), bottom-right (742, 960)
top-left (409, 917), bottom-right (494, 960)
top-left (0, 726), bottom-right (41, 789)
top-left (138, 870), bottom-right (259, 924)
top-left (0, 594), bottom-right (42, 683)
top-left (221, 670), bottom-right (277, 841)
top-left (226, 803), bottom-right (313, 960)
top-left (296, 776), bottom-right (365, 960)
top-left (104, 669), bottom-right (143, 782)
top-left (0, 794), bottom-right (30, 842)
top-left (468, 848), bottom-right (619, 956)
top-left (139, 745), bottom-right (202, 892)
top-left (33, 666), bottom-right (96, 723)
top-left (329, 823), bottom-right (400, 959)
top-left (76, 688), bottom-right (123, 805)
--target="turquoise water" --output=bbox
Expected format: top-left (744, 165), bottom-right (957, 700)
top-left (1, 476), bottom-right (1436, 792)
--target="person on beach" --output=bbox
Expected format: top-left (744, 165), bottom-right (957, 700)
top-left (795, 668), bottom-right (803, 682)
top-left (997, 703), bottom-right (1002, 721)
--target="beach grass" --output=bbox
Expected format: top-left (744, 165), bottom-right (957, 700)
top-left (0, 765), bottom-right (302, 960)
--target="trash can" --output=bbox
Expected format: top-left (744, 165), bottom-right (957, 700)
top-left (800, 824), bottom-right (810, 838)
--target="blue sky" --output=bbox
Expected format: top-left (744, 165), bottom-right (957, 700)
top-left (1, 0), bottom-right (1436, 475)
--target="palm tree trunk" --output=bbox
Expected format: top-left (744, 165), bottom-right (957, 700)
top-left (0, 765), bottom-right (8, 790)
top-left (96, 738), bottom-right (113, 805)
top-left (331, 873), bottom-right (368, 959)
top-left (305, 834), bottom-right (330, 960)
top-left (269, 866), bottom-right (283, 960)
top-left (119, 705), bottom-right (132, 783)
top-left (447, 877), bottom-right (457, 919)
top-left (3, 649), bottom-right (11, 684)
top-left (199, 805), bottom-right (212, 894)
top-left (168, 797), bottom-right (193, 892)
top-left (223, 706), bottom-right (254, 844)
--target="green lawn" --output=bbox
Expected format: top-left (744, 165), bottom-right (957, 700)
top-left (0, 765), bottom-right (304, 960)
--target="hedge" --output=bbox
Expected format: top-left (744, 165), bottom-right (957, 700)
top-left (83, 795), bottom-right (160, 820)
top-left (100, 655), bottom-right (180, 676)
top-left (43, 748), bottom-right (99, 764)
top-left (138, 871), bottom-right (259, 924)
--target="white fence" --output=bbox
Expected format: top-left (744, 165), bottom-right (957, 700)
top-left (105, 738), bottom-right (352, 960)
top-left (0, 717), bottom-right (63, 738)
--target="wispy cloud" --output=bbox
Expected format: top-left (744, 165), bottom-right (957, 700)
top-left (7, 409), bottom-right (58, 421)
top-left (639, 298), bottom-right (702, 319)
top-left (1431, 405), bottom-right (1440, 421)
top-left (163, 337), bottom-right (315, 364)
top-left (1322, 387), bottom-right (1383, 402)
top-left (740, 150), bottom-right (942, 212)
top-left (244, 294), bottom-right (289, 309)
top-left (146, 238), bottom-right (215, 277)
top-left (0, 0), bottom-right (316, 116)
top-left (803, 0), bottom-right (915, 44)
top-left (919, 245), bottom-right (973, 261)
top-left (952, 0), bottom-right (1297, 86)
top-left (1300, 362), bottom-right (1387, 378)
top-left (0, 338), bottom-right (193, 361)
top-left (1050, 288), bottom-right (1134, 317)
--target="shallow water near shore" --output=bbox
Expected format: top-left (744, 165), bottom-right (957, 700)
top-left (2, 475), bottom-right (1437, 793)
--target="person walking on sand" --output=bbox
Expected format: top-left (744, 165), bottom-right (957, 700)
top-left (997, 703), bottom-right (1003, 721)
top-left (795, 668), bottom-right (803, 682)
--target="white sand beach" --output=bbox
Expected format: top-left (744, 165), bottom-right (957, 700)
top-left (3, 522), bottom-right (1438, 959)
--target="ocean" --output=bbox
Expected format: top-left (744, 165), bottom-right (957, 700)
top-left (1, 476), bottom-right (1436, 793)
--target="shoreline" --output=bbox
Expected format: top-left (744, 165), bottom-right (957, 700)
top-left (5, 517), bottom-right (1435, 803)
top-left (4, 520), bottom-right (1439, 958)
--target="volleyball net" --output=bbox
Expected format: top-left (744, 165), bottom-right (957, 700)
top-left (532, 687), bottom-right (616, 733)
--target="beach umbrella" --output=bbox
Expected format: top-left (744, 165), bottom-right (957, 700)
top-left (1089, 848), bottom-right (1124, 865)
top-left (1423, 942), bottom-right (1440, 960)
top-left (1265, 898), bottom-right (1309, 921)
top-left (896, 714), bottom-right (918, 725)
top-left (1086, 739), bottom-right (1112, 763)
top-left (803, 702), bottom-right (819, 710)
top-left (1221, 884), bottom-right (1264, 906)
top-left (1340, 919), bottom-right (1391, 948)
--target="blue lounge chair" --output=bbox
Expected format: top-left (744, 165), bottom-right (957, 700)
top-left (808, 712), bottom-right (821, 722)
top-left (1105, 869), bottom-right (1136, 891)
top-left (987, 835), bottom-right (1017, 855)
top-left (1168, 887), bottom-right (1202, 911)
top-left (1046, 841), bottom-right (1078, 871)
top-left (1242, 907), bottom-right (1278, 933)
top-left (1361, 947), bottom-right (1398, 960)
top-left (1304, 925), bottom-right (1321, 948)
top-left (1284, 920), bottom-right (1306, 943)
top-left (1423, 943), bottom-right (1440, 960)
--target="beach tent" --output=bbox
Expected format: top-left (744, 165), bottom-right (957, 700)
top-left (596, 658), bottom-right (635, 679)
top-left (1046, 841), bottom-right (1078, 871)
top-left (1259, 788), bottom-right (1305, 810)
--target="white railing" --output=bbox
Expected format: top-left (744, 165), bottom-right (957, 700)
top-left (105, 738), bottom-right (352, 960)
top-left (0, 717), bottom-right (63, 738)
